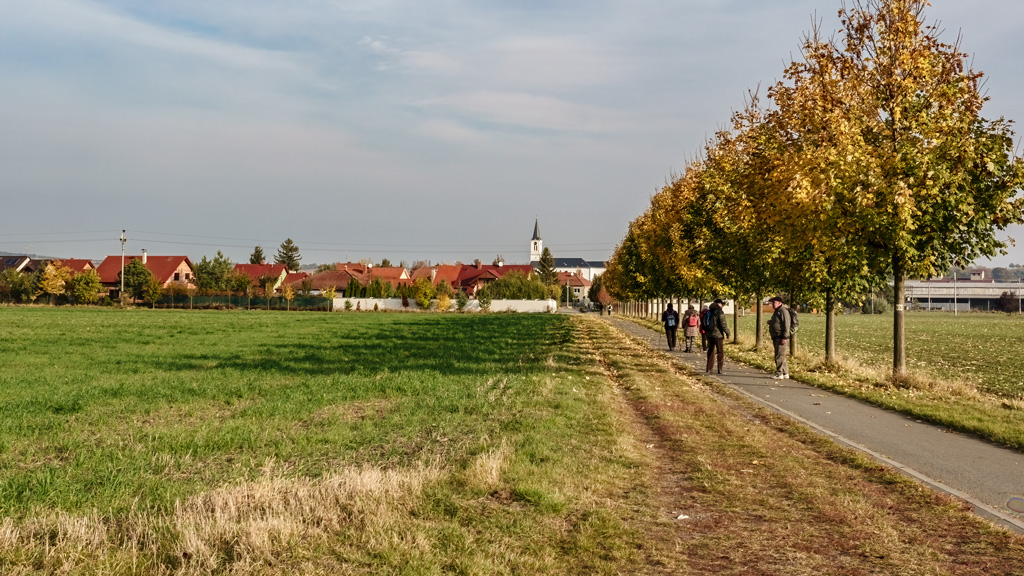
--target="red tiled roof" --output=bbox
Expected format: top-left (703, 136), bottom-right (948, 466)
top-left (233, 263), bottom-right (288, 282)
top-left (558, 271), bottom-right (592, 288)
top-left (283, 272), bottom-right (309, 286)
top-left (433, 265), bottom-right (461, 287)
top-left (409, 267), bottom-right (433, 281)
top-left (96, 255), bottom-right (193, 285)
top-left (295, 269), bottom-right (358, 291)
top-left (57, 259), bottom-right (96, 274)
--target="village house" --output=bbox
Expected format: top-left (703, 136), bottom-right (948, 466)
top-left (233, 263), bottom-right (289, 292)
top-left (96, 251), bottom-right (195, 294)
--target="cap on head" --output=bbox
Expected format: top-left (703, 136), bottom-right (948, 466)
top-left (714, 299), bottom-right (724, 305)
top-left (769, 296), bottom-right (784, 304)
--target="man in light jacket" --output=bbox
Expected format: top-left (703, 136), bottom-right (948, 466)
top-left (767, 296), bottom-right (792, 380)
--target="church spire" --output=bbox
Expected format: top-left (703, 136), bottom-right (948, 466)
top-left (530, 219), bottom-right (543, 263)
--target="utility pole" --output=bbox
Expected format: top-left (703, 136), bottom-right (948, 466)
top-left (120, 230), bottom-right (126, 296)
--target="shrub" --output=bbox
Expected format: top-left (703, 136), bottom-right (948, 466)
top-left (436, 294), bottom-right (451, 312)
top-left (456, 291), bottom-right (469, 312)
top-left (477, 289), bottom-right (492, 312)
top-left (344, 299), bottom-right (353, 311)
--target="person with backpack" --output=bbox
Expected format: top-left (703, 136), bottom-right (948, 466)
top-left (661, 303), bottom-right (680, 351)
top-left (682, 305), bottom-right (699, 353)
top-left (767, 296), bottom-right (796, 379)
top-left (698, 305), bottom-right (711, 351)
top-left (705, 299), bottom-right (730, 374)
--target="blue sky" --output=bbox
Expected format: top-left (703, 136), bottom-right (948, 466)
top-left (2, 0), bottom-right (1023, 268)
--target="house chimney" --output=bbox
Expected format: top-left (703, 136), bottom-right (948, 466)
top-left (142, 249), bottom-right (147, 264)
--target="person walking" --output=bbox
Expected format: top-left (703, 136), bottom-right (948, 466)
top-left (698, 305), bottom-right (710, 351)
top-left (682, 305), bottom-right (699, 353)
top-left (767, 296), bottom-right (792, 379)
top-left (705, 299), bottom-right (730, 374)
top-left (661, 303), bottom-right (680, 351)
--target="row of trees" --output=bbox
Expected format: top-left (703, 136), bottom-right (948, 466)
top-left (0, 264), bottom-right (103, 305)
top-left (603, 0), bottom-right (1024, 377)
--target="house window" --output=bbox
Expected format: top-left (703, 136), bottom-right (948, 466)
top-left (185, 273), bottom-right (191, 280)
top-left (174, 272), bottom-right (180, 281)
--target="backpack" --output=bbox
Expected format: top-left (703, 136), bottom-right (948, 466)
top-left (788, 307), bottom-right (800, 335)
top-left (699, 309), bottom-right (712, 333)
top-left (666, 313), bottom-right (676, 328)
top-left (687, 314), bottom-right (699, 328)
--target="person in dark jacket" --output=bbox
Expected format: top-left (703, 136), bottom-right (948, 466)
top-left (767, 296), bottom-right (792, 379)
top-left (661, 303), bottom-right (680, 351)
top-left (705, 299), bottom-right (730, 374)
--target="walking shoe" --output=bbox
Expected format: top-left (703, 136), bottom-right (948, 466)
top-left (783, 373), bottom-right (790, 379)
top-left (771, 373), bottom-right (785, 380)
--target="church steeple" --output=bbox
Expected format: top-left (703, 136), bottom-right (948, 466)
top-left (530, 219), bottom-right (543, 263)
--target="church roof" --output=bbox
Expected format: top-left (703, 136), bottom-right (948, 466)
top-left (552, 258), bottom-right (606, 269)
top-left (532, 219), bottom-right (542, 241)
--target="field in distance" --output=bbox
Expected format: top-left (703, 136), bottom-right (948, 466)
top-left (0, 308), bottom-right (1022, 574)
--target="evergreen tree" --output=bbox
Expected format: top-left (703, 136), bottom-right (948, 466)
top-left (275, 238), bottom-right (302, 271)
top-left (250, 246), bottom-right (266, 265)
top-left (536, 247), bottom-right (558, 286)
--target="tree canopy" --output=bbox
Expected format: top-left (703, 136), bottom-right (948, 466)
top-left (603, 0), bottom-right (1024, 377)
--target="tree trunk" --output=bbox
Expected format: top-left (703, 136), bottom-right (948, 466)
top-left (893, 259), bottom-right (907, 377)
top-left (825, 287), bottom-right (836, 364)
top-left (755, 293), bottom-right (763, 348)
top-left (788, 290), bottom-right (797, 357)
top-left (732, 293), bottom-right (739, 344)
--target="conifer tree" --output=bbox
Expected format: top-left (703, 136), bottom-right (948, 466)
top-left (275, 238), bottom-right (302, 271)
top-left (536, 247), bottom-right (558, 286)
top-left (250, 246), bottom-right (266, 265)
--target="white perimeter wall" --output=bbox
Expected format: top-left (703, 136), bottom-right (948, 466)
top-left (333, 298), bottom-right (557, 313)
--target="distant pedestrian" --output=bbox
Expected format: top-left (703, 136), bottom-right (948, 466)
top-left (768, 296), bottom-right (792, 379)
top-left (661, 303), bottom-right (680, 351)
top-left (698, 305), bottom-right (711, 351)
top-left (682, 305), bottom-right (699, 353)
top-left (705, 299), bottom-right (730, 374)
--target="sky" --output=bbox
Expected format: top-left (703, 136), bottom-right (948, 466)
top-left (2, 0), bottom-right (1024, 269)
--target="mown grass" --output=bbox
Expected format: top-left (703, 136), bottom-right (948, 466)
top-left (585, 316), bottom-right (1024, 575)
top-left (0, 307), bottom-right (646, 574)
top-left (715, 311), bottom-right (1024, 450)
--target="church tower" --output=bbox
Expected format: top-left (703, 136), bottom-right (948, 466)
top-left (530, 219), bottom-right (543, 263)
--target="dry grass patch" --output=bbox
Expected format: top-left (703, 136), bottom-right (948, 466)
top-left (0, 461), bottom-right (442, 575)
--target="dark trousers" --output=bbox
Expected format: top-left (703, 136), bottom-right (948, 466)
top-left (664, 326), bottom-right (677, 350)
top-left (773, 338), bottom-right (789, 375)
top-left (706, 337), bottom-right (724, 373)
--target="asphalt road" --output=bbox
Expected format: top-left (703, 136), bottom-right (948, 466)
top-left (604, 315), bottom-right (1024, 533)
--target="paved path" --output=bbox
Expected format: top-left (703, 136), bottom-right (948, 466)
top-left (604, 315), bottom-right (1024, 533)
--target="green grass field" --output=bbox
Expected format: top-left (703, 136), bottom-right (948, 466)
top-left (0, 308), bottom-right (642, 574)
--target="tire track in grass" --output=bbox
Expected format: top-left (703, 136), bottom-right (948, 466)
top-left (575, 317), bottom-right (700, 575)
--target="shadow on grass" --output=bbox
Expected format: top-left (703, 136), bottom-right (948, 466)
top-left (143, 314), bottom-right (575, 378)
